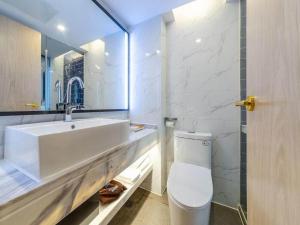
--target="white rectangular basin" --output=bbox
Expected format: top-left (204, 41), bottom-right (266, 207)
top-left (4, 118), bottom-right (129, 181)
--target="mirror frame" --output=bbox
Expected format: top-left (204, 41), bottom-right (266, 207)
top-left (0, 0), bottom-right (130, 116)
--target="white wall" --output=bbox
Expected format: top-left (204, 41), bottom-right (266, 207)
top-left (166, 0), bottom-right (240, 207)
top-left (129, 16), bottom-right (167, 195)
top-left (82, 32), bottom-right (127, 110)
top-left (103, 31), bottom-right (128, 109)
top-left (81, 39), bottom-right (106, 109)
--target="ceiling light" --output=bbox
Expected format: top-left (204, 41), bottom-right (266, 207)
top-left (195, 38), bottom-right (202, 44)
top-left (57, 24), bottom-right (66, 32)
top-left (105, 52), bottom-right (110, 56)
top-left (156, 50), bottom-right (161, 54)
top-left (145, 53), bottom-right (151, 57)
top-left (173, 0), bottom-right (213, 20)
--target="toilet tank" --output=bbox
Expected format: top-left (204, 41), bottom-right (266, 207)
top-left (174, 130), bottom-right (212, 169)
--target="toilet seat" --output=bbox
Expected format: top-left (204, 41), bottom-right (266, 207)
top-left (167, 162), bottom-right (213, 210)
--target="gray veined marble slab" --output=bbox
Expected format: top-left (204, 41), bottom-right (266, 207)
top-left (0, 161), bottom-right (38, 204)
top-left (0, 128), bottom-right (158, 225)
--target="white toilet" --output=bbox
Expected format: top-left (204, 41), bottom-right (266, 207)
top-left (167, 130), bottom-right (213, 225)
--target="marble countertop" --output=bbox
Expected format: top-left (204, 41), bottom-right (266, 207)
top-left (0, 128), bottom-right (157, 212)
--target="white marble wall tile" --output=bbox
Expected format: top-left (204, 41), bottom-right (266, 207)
top-left (81, 32), bottom-right (127, 110)
top-left (213, 176), bottom-right (240, 207)
top-left (82, 39), bottom-right (106, 109)
top-left (130, 17), bottom-right (167, 195)
top-left (102, 31), bottom-right (128, 109)
top-left (166, 0), bottom-right (240, 207)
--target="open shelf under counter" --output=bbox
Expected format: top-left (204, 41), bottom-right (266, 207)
top-left (0, 128), bottom-right (158, 225)
top-left (58, 155), bottom-right (153, 225)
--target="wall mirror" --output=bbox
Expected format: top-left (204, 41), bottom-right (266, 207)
top-left (0, 0), bottom-right (129, 114)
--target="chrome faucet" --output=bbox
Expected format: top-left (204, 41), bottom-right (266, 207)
top-left (55, 80), bottom-right (62, 104)
top-left (65, 77), bottom-right (84, 122)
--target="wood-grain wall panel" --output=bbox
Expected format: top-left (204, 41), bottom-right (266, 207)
top-left (247, 0), bottom-right (300, 224)
top-left (0, 15), bottom-right (41, 111)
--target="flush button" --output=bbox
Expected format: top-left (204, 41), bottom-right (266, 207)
top-left (202, 140), bottom-right (209, 146)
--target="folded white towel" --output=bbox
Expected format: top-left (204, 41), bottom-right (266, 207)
top-left (137, 156), bottom-right (151, 172)
top-left (116, 168), bottom-right (141, 184)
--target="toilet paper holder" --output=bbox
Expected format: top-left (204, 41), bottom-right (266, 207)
top-left (164, 117), bottom-right (178, 128)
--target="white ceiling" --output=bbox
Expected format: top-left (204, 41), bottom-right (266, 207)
top-left (100, 0), bottom-right (196, 26)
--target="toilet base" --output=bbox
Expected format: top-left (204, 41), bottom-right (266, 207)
top-left (168, 193), bottom-right (211, 225)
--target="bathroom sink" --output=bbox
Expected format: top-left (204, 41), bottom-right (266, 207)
top-left (4, 118), bottom-right (130, 181)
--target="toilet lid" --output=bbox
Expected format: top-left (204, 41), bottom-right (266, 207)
top-left (167, 162), bottom-right (213, 209)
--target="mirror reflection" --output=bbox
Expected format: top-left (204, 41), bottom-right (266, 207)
top-left (0, 0), bottom-right (128, 112)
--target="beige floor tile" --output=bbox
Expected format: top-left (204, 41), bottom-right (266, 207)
top-left (108, 188), bottom-right (242, 225)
